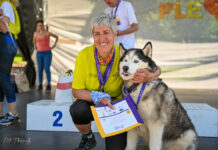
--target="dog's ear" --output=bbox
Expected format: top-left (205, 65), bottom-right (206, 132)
top-left (142, 42), bottom-right (152, 58)
top-left (119, 43), bottom-right (126, 57)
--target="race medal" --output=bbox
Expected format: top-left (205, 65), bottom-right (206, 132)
top-left (115, 17), bottom-right (121, 26)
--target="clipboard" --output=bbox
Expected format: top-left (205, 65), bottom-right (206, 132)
top-left (91, 95), bottom-right (144, 138)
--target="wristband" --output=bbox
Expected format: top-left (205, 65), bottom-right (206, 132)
top-left (91, 91), bottom-right (111, 105)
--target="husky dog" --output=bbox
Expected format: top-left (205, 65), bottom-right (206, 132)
top-left (119, 42), bottom-right (198, 150)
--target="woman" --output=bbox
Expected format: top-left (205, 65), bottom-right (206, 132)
top-left (0, 0), bottom-right (20, 126)
top-left (69, 14), bottom-right (161, 150)
top-left (33, 20), bottom-right (58, 91)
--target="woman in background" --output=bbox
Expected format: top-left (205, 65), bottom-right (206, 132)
top-left (33, 20), bottom-right (58, 91)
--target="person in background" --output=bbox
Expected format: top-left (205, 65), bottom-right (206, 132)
top-left (104, 0), bottom-right (138, 49)
top-left (33, 20), bottom-right (58, 91)
top-left (69, 14), bottom-right (161, 150)
top-left (0, 0), bottom-right (20, 126)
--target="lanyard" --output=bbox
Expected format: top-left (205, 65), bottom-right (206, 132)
top-left (124, 82), bottom-right (147, 108)
top-left (94, 48), bottom-right (115, 91)
top-left (111, 0), bottom-right (120, 19)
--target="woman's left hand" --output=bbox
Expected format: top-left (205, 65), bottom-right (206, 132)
top-left (131, 69), bottom-right (152, 83)
top-left (131, 67), bottom-right (161, 83)
top-left (51, 45), bottom-right (55, 49)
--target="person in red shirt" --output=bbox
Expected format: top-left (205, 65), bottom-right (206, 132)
top-left (33, 20), bottom-right (58, 91)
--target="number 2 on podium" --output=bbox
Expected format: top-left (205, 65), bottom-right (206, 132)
top-left (53, 111), bottom-right (63, 127)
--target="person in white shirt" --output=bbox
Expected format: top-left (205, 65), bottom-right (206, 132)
top-left (0, 1), bottom-right (15, 23)
top-left (104, 0), bottom-right (138, 49)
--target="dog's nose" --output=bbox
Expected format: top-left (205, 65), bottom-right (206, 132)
top-left (123, 66), bottom-right (129, 72)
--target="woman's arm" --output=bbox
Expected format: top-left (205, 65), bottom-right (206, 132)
top-left (117, 23), bottom-right (138, 36)
top-left (131, 65), bottom-right (161, 83)
top-left (73, 89), bottom-right (114, 109)
top-left (33, 32), bottom-right (37, 50)
top-left (72, 89), bottom-right (92, 102)
top-left (49, 32), bottom-right (59, 49)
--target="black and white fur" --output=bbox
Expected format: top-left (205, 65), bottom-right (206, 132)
top-left (119, 42), bottom-right (198, 150)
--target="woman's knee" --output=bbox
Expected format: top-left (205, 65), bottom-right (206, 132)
top-left (70, 100), bottom-right (87, 114)
top-left (69, 100), bottom-right (93, 124)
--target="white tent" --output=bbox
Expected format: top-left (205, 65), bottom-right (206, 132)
top-left (39, 0), bottom-right (218, 89)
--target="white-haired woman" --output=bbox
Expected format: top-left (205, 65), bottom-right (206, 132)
top-left (69, 14), bottom-right (161, 150)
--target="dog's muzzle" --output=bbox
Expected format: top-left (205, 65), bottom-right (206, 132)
top-left (122, 66), bottom-right (130, 76)
top-left (123, 66), bottom-right (129, 72)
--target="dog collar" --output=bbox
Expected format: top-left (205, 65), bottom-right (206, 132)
top-left (127, 83), bottom-right (139, 93)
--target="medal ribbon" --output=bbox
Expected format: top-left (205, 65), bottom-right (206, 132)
top-left (124, 82), bottom-right (147, 108)
top-left (111, 0), bottom-right (120, 19)
top-left (94, 47), bottom-right (115, 91)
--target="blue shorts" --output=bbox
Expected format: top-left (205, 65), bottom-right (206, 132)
top-left (0, 32), bottom-right (17, 103)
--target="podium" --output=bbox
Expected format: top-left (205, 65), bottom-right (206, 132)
top-left (26, 100), bottom-right (98, 132)
top-left (27, 100), bottom-right (217, 137)
top-left (182, 103), bottom-right (217, 137)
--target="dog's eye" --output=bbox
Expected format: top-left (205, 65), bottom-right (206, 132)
top-left (134, 60), bottom-right (139, 63)
top-left (124, 59), bottom-right (127, 62)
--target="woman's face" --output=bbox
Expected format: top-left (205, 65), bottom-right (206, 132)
top-left (93, 25), bottom-right (117, 56)
top-left (36, 22), bottom-right (45, 32)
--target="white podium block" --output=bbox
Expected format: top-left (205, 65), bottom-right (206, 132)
top-left (27, 100), bottom-right (217, 137)
top-left (182, 103), bottom-right (218, 137)
top-left (26, 100), bottom-right (98, 132)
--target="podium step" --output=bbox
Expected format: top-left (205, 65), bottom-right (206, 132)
top-left (26, 100), bottom-right (98, 132)
top-left (27, 100), bottom-right (217, 137)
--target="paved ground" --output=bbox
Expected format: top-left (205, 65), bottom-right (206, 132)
top-left (0, 87), bottom-right (217, 150)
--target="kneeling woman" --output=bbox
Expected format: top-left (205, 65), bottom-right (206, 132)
top-left (69, 14), bottom-right (161, 150)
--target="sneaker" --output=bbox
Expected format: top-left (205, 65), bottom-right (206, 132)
top-left (74, 134), bottom-right (96, 150)
top-left (0, 112), bottom-right (20, 126)
top-left (46, 84), bottom-right (51, 91)
top-left (0, 115), bottom-right (4, 120)
top-left (38, 84), bottom-right (43, 91)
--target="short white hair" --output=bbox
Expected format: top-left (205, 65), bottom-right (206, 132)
top-left (90, 13), bottom-right (117, 34)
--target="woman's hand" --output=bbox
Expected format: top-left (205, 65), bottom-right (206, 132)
top-left (131, 66), bottom-right (161, 83)
top-left (51, 45), bottom-right (55, 49)
top-left (100, 98), bottom-right (115, 110)
top-left (0, 16), bottom-right (9, 33)
top-left (49, 32), bottom-right (58, 49)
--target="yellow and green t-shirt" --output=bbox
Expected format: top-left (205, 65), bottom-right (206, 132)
top-left (0, 0), bottom-right (20, 39)
top-left (72, 45), bottom-right (123, 101)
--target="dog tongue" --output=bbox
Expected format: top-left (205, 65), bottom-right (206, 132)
top-left (122, 72), bottom-right (129, 76)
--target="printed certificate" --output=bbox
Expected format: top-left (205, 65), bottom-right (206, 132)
top-left (90, 95), bottom-right (144, 138)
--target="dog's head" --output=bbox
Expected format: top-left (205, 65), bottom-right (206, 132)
top-left (119, 42), bottom-right (157, 81)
